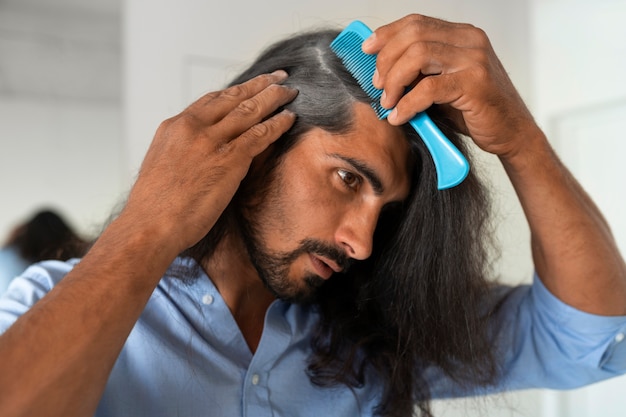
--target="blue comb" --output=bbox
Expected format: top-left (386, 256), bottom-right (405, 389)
top-left (330, 20), bottom-right (469, 190)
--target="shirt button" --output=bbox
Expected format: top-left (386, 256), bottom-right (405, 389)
top-left (202, 294), bottom-right (214, 305)
top-left (251, 374), bottom-right (260, 385)
top-left (615, 333), bottom-right (625, 343)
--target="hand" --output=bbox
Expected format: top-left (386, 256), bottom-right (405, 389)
top-left (362, 14), bottom-right (538, 159)
top-left (122, 71), bottom-right (298, 253)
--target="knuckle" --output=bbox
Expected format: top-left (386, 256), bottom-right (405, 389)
top-left (468, 45), bottom-right (495, 83)
top-left (420, 76), bottom-right (438, 95)
top-left (235, 97), bottom-right (262, 118)
top-left (156, 117), bottom-right (174, 133)
top-left (468, 25), bottom-right (491, 49)
top-left (237, 112), bottom-right (293, 155)
top-left (265, 83), bottom-right (284, 96)
top-left (384, 70), bottom-right (405, 92)
top-left (245, 122), bottom-right (270, 139)
top-left (375, 52), bottom-right (390, 71)
top-left (221, 83), bottom-right (248, 100)
top-left (157, 114), bottom-right (194, 135)
top-left (405, 13), bottom-right (425, 25)
top-left (174, 113), bottom-right (200, 131)
top-left (197, 91), bottom-right (222, 103)
top-left (470, 58), bottom-right (490, 83)
top-left (407, 41), bottom-right (429, 59)
top-left (199, 90), bottom-right (221, 102)
top-left (407, 20), bottom-right (425, 37)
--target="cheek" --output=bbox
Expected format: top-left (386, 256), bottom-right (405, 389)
top-left (250, 175), bottom-right (314, 249)
top-left (275, 173), bottom-right (340, 237)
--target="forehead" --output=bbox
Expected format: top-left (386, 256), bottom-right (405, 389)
top-left (293, 102), bottom-right (412, 199)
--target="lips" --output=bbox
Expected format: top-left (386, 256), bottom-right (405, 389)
top-left (309, 254), bottom-right (341, 280)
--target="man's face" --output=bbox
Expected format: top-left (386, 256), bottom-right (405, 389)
top-left (241, 103), bottom-right (412, 303)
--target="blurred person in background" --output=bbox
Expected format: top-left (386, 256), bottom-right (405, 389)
top-left (0, 209), bottom-right (88, 294)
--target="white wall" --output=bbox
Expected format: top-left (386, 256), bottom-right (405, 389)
top-left (532, 0), bottom-right (626, 256)
top-left (531, 0), bottom-right (626, 127)
top-left (530, 1), bottom-right (626, 416)
top-left (0, 4), bottom-right (125, 239)
top-left (0, 98), bottom-right (124, 238)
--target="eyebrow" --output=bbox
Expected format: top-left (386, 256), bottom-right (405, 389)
top-left (330, 153), bottom-right (384, 195)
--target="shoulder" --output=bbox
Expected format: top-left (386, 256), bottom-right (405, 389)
top-left (0, 247), bottom-right (30, 290)
top-left (0, 259), bottom-right (79, 333)
top-left (18, 259), bottom-right (79, 291)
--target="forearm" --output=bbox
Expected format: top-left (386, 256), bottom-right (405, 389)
top-left (500, 126), bottom-right (626, 315)
top-left (0, 214), bottom-right (179, 417)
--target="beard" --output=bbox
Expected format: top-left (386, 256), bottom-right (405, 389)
top-left (239, 227), bottom-right (352, 304)
top-left (235, 156), bottom-right (352, 304)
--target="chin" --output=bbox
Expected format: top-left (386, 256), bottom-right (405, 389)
top-left (272, 286), bottom-right (318, 305)
top-left (271, 278), bottom-right (324, 305)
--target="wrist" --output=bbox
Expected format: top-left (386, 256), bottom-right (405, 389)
top-left (85, 213), bottom-right (182, 286)
top-left (497, 127), bottom-right (554, 174)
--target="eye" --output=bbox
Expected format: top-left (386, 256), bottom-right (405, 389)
top-left (337, 169), bottom-right (361, 190)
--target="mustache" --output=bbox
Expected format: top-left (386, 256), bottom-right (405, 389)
top-left (287, 238), bottom-right (353, 272)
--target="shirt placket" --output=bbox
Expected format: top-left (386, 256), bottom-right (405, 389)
top-left (242, 302), bottom-right (292, 417)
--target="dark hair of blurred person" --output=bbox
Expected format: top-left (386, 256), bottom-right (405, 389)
top-left (0, 209), bottom-right (88, 293)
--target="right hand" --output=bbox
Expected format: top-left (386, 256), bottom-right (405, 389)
top-left (362, 14), bottom-right (538, 160)
top-left (121, 70), bottom-right (298, 253)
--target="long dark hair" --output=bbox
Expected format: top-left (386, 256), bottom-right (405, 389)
top-left (186, 29), bottom-right (500, 416)
top-left (5, 209), bottom-right (88, 262)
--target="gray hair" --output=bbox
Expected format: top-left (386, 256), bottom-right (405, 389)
top-left (229, 29), bottom-right (371, 141)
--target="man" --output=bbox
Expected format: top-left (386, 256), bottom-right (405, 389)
top-left (1, 14), bottom-right (625, 417)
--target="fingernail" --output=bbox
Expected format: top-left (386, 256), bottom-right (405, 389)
top-left (271, 70), bottom-right (289, 79)
top-left (388, 108), bottom-right (398, 124)
top-left (362, 33), bottom-right (376, 51)
top-left (380, 90), bottom-right (387, 106)
top-left (285, 86), bottom-right (299, 96)
top-left (373, 69), bottom-right (380, 88)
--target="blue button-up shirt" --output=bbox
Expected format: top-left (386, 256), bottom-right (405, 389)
top-left (0, 246), bottom-right (29, 295)
top-left (1, 257), bottom-right (625, 416)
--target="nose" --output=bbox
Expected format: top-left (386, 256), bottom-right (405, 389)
top-left (335, 205), bottom-right (379, 261)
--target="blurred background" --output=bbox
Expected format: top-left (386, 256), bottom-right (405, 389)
top-left (0, 0), bottom-right (625, 415)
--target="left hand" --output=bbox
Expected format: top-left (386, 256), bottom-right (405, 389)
top-left (362, 14), bottom-right (538, 160)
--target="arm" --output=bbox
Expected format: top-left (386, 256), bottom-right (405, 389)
top-left (0, 71), bottom-right (297, 417)
top-left (498, 126), bottom-right (626, 315)
top-left (363, 14), bottom-right (626, 315)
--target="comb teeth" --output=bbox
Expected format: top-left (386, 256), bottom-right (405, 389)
top-left (330, 24), bottom-right (391, 119)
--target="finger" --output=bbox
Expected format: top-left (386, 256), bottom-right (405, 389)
top-left (380, 42), bottom-right (481, 109)
top-left (378, 41), bottom-right (445, 109)
top-left (367, 15), bottom-right (487, 93)
top-left (211, 82), bottom-right (298, 140)
top-left (185, 70), bottom-right (290, 124)
top-left (388, 73), bottom-right (465, 125)
top-left (229, 109), bottom-right (297, 159)
top-left (365, 14), bottom-right (484, 57)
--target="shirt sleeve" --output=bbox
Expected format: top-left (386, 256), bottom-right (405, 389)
top-left (487, 273), bottom-right (626, 391)
top-left (0, 247), bottom-right (30, 295)
top-left (0, 260), bottom-right (74, 334)
top-left (428, 273), bottom-right (626, 398)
